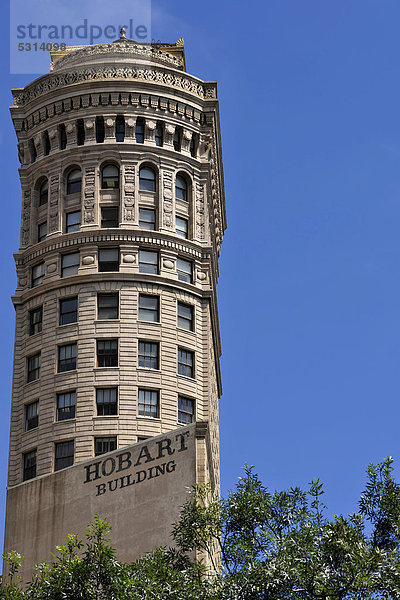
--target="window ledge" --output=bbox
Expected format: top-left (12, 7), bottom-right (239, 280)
top-left (56, 370), bottom-right (78, 376)
top-left (55, 418), bottom-right (76, 424)
top-left (92, 415), bottom-right (119, 420)
top-left (94, 319), bottom-right (120, 324)
top-left (177, 374), bottom-right (196, 383)
top-left (177, 327), bottom-right (195, 334)
top-left (137, 415), bottom-right (161, 421)
top-left (137, 368), bottom-right (161, 373)
top-left (138, 320), bottom-right (161, 326)
top-left (93, 367), bottom-right (120, 372)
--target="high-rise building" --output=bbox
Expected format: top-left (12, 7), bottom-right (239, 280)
top-left (4, 32), bottom-right (226, 582)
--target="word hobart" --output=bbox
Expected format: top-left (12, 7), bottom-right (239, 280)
top-left (83, 431), bottom-right (190, 493)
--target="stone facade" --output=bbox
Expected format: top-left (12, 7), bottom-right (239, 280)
top-left (4, 35), bottom-right (226, 579)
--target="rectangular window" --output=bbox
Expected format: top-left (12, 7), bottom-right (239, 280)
top-left (178, 396), bottom-right (194, 425)
top-left (101, 207), bottom-right (119, 228)
top-left (38, 221), bottom-right (47, 242)
top-left (139, 341), bottom-right (159, 369)
top-left (139, 250), bottom-right (158, 274)
top-left (97, 339), bottom-right (118, 367)
top-left (66, 211), bottom-right (81, 233)
top-left (95, 436), bottom-right (117, 456)
top-left (27, 353), bottom-right (40, 382)
top-left (59, 297), bottom-right (78, 325)
top-left (58, 343), bottom-right (77, 372)
top-left (97, 293), bottom-right (119, 320)
top-left (98, 248), bottom-right (119, 272)
top-left (176, 217), bottom-right (188, 239)
top-left (96, 388), bottom-right (118, 416)
top-left (31, 262), bottom-right (45, 288)
top-left (139, 208), bottom-right (156, 230)
top-left (139, 294), bottom-right (159, 322)
top-left (138, 389), bottom-right (159, 419)
top-left (29, 306), bottom-right (42, 336)
top-left (25, 401), bottom-right (39, 431)
top-left (177, 258), bottom-right (192, 283)
top-left (57, 391), bottom-right (76, 421)
top-left (23, 449), bottom-right (37, 481)
top-left (177, 302), bottom-right (194, 331)
top-left (55, 441), bottom-right (74, 471)
top-left (178, 348), bottom-right (194, 378)
top-left (135, 117), bottom-right (145, 143)
top-left (61, 252), bottom-right (80, 277)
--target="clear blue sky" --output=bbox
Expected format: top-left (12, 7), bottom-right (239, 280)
top-left (1, 0), bottom-right (400, 549)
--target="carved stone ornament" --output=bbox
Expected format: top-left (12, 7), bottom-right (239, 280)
top-left (122, 166), bottom-right (135, 222)
top-left (48, 174), bottom-right (60, 233)
top-left (22, 189), bottom-right (31, 246)
top-left (195, 183), bottom-right (205, 240)
top-left (47, 263), bottom-right (57, 273)
top-left (122, 254), bottom-right (135, 263)
top-left (82, 255), bottom-right (95, 265)
top-left (162, 171), bottom-right (174, 229)
top-left (84, 167), bottom-right (96, 224)
top-left (163, 259), bottom-right (174, 269)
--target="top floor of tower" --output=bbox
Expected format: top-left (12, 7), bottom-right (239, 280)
top-left (9, 33), bottom-right (226, 258)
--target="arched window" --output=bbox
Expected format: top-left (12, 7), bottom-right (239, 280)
top-left (38, 179), bottom-right (48, 206)
top-left (101, 164), bottom-right (119, 189)
top-left (175, 175), bottom-right (188, 202)
top-left (67, 169), bottom-right (82, 195)
top-left (139, 166), bottom-right (156, 192)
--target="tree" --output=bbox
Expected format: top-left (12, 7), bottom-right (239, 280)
top-left (2, 458), bottom-right (400, 599)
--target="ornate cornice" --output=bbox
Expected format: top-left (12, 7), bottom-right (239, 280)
top-left (52, 41), bottom-right (185, 72)
top-left (12, 66), bottom-right (217, 108)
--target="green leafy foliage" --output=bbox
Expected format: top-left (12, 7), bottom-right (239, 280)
top-left (2, 459), bottom-right (400, 599)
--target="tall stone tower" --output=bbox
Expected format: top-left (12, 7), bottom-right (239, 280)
top-left (4, 33), bottom-right (226, 581)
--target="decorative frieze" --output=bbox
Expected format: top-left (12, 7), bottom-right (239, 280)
top-left (123, 166), bottom-right (135, 222)
top-left (195, 183), bottom-right (206, 240)
top-left (162, 171), bottom-right (174, 230)
top-left (83, 167), bottom-right (96, 224)
top-left (21, 190), bottom-right (31, 247)
top-left (48, 174), bottom-right (60, 233)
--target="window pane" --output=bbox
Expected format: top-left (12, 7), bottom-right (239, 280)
top-left (25, 401), bottom-right (39, 431)
top-left (29, 307), bottom-right (42, 335)
top-left (55, 441), bottom-right (74, 470)
top-left (59, 297), bottom-right (78, 325)
top-left (175, 176), bottom-right (187, 201)
top-left (176, 217), bottom-right (188, 239)
top-left (39, 180), bottom-right (48, 206)
top-left (98, 293), bottom-right (119, 319)
top-left (58, 344), bottom-right (77, 372)
top-left (38, 221), bottom-right (47, 242)
top-left (27, 353), bottom-right (40, 382)
top-left (139, 250), bottom-right (158, 274)
top-left (57, 392), bottom-right (76, 421)
top-left (139, 208), bottom-right (156, 230)
top-left (66, 211), bottom-right (81, 233)
top-left (135, 119), bottom-right (145, 143)
top-left (95, 437), bottom-right (117, 456)
top-left (97, 339), bottom-right (118, 367)
top-left (139, 295), bottom-right (159, 322)
top-left (61, 253), bottom-right (80, 277)
top-left (178, 302), bottom-right (193, 331)
top-left (67, 169), bottom-right (82, 194)
top-left (102, 164), bottom-right (119, 188)
top-left (96, 388), bottom-right (118, 416)
top-left (178, 348), bottom-right (194, 378)
top-left (138, 389), bottom-right (159, 418)
top-left (32, 262), bottom-right (45, 287)
top-left (139, 341), bottom-right (159, 369)
top-left (23, 450), bottom-right (37, 481)
top-left (101, 207), bottom-right (119, 228)
top-left (139, 167), bottom-right (156, 191)
top-left (178, 396), bottom-right (194, 424)
top-left (99, 248), bottom-right (119, 272)
top-left (177, 258), bottom-right (192, 283)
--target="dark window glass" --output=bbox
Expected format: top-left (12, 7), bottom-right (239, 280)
top-left (139, 208), bottom-right (155, 230)
top-left (101, 207), bottom-right (119, 228)
top-left (96, 116), bottom-right (105, 143)
top-left (178, 396), bottom-right (194, 424)
top-left (39, 180), bottom-right (48, 206)
top-left (55, 441), bottom-right (74, 471)
top-left (61, 252), bottom-right (80, 278)
top-left (139, 250), bottom-right (158, 274)
top-left (58, 344), bottom-right (77, 372)
top-left (101, 164), bottom-right (119, 189)
top-left (97, 339), bottom-right (118, 367)
top-left (139, 342), bottom-right (159, 369)
top-left (38, 221), bottom-right (47, 242)
top-left (59, 124), bottom-right (67, 150)
top-left (178, 348), bottom-right (194, 378)
top-left (29, 306), bottom-right (42, 336)
top-left (25, 401), bottom-right (39, 431)
top-left (139, 166), bottom-right (156, 192)
top-left (97, 293), bottom-right (119, 320)
top-left (138, 389), bottom-right (159, 418)
top-left (66, 211), bottom-right (81, 233)
top-left (98, 248), bottom-right (119, 272)
top-left (173, 127), bottom-right (182, 151)
top-left (177, 258), bottom-right (192, 283)
top-left (77, 119), bottom-right (85, 146)
top-left (190, 134), bottom-right (198, 158)
top-left (95, 436), bottom-right (117, 456)
top-left (155, 122), bottom-right (163, 147)
top-left (115, 115), bottom-right (125, 142)
top-left (27, 353), bottom-right (40, 382)
top-left (96, 388), bottom-right (118, 416)
top-left (175, 175), bottom-right (187, 201)
top-left (135, 118), bottom-right (145, 143)
top-left (29, 139), bottom-right (37, 163)
top-left (178, 302), bottom-right (193, 331)
top-left (59, 297), bottom-right (78, 325)
top-left (23, 450), bottom-right (37, 481)
top-left (67, 169), bottom-right (82, 195)
top-left (139, 295), bottom-right (159, 322)
top-left (176, 217), bottom-right (188, 239)
top-left (32, 262), bottom-right (45, 287)
top-left (57, 392), bottom-right (76, 421)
